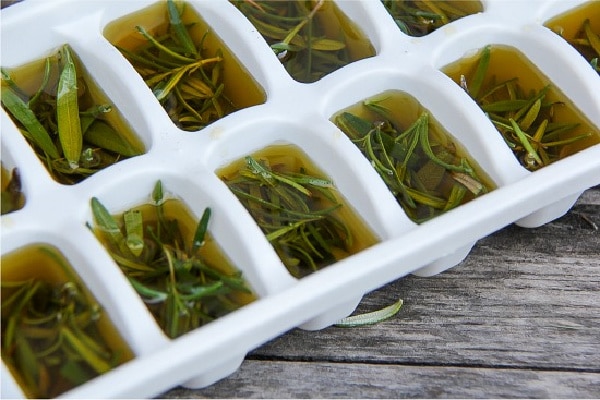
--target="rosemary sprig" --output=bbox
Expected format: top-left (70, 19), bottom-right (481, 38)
top-left (548, 8), bottom-right (600, 75)
top-left (117, 0), bottom-right (236, 131)
top-left (567, 19), bottom-right (600, 74)
top-left (571, 19), bottom-right (600, 74)
top-left (458, 45), bottom-right (594, 171)
top-left (335, 298), bottom-right (403, 327)
top-left (0, 45), bottom-right (143, 185)
top-left (90, 180), bottom-right (254, 339)
top-left (231, 0), bottom-right (372, 83)
top-left (1, 248), bottom-right (128, 398)
top-left (221, 154), bottom-right (353, 278)
top-left (334, 97), bottom-right (491, 223)
top-left (381, 0), bottom-right (482, 37)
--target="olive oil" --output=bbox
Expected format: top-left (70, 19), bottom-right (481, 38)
top-left (333, 90), bottom-right (495, 223)
top-left (230, 0), bottom-right (376, 83)
top-left (92, 192), bottom-right (256, 338)
top-left (218, 144), bottom-right (380, 278)
top-left (1, 48), bottom-right (145, 185)
top-left (381, 0), bottom-right (483, 37)
top-left (118, 198), bottom-right (255, 302)
top-left (442, 45), bottom-right (600, 167)
top-left (544, 1), bottom-right (600, 74)
top-left (1, 244), bottom-right (134, 399)
top-left (104, 0), bottom-right (266, 130)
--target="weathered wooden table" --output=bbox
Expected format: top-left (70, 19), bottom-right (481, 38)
top-left (163, 185), bottom-right (600, 398)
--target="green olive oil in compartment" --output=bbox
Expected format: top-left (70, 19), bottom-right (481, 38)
top-left (229, 0), bottom-right (376, 83)
top-left (217, 144), bottom-right (380, 279)
top-left (104, 0), bottom-right (266, 132)
top-left (1, 244), bottom-right (135, 399)
top-left (0, 46), bottom-right (145, 185)
top-left (380, 0), bottom-right (483, 37)
top-left (544, 1), bottom-right (600, 75)
top-left (442, 45), bottom-right (600, 171)
top-left (332, 90), bottom-right (495, 224)
top-left (1, 163), bottom-right (25, 215)
top-left (90, 181), bottom-right (256, 339)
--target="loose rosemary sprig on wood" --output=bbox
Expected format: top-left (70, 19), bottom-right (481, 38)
top-left (381, 0), bottom-right (481, 37)
top-left (230, 0), bottom-right (356, 83)
top-left (222, 155), bottom-right (352, 278)
top-left (1, 256), bottom-right (124, 398)
top-left (90, 180), bottom-right (253, 339)
top-left (460, 45), bottom-right (593, 171)
top-left (335, 100), bottom-right (491, 223)
top-left (118, 0), bottom-right (236, 131)
top-left (335, 298), bottom-right (403, 327)
top-left (1, 45), bottom-right (143, 185)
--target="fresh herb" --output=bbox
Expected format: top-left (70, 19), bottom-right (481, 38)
top-left (1, 45), bottom-right (143, 185)
top-left (56, 45), bottom-right (83, 169)
top-left (1, 248), bottom-right (127, 398)
top-left (1, 166), bottom-right (24, 215)
top-left (231, 0), bottom-right (373, 83)
top-left (459, 45), bottom-right (593, 171)
top-left (334, 96), bottom-right (492, 223)
top-left (116, 0), bottom-right (236, 131)
top-left (545, 2), bottom-right (599, 74)
top-left (90, 180), bottom-right (254, 339)
top-left (221, 153), bottom-right (353, 278)
top-left (565, 19), bottom-right (600, 74)
top-left (335, 298), bottom-right (403, 327)
top-left (381, 0), bottom-right (482, 37)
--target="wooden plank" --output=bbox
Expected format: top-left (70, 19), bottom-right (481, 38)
top-left (245, 265), bottom-right (600, 368)
top-left (244, 187), bottom-right (600, 369)
top-left (162, 187), bottom-right (599, 397)
top-left (166, 360), bottom-right (600, 399)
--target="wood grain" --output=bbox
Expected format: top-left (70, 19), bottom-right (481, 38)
top-left (163, 186), bottom-right (600, 398)
top-left (166, 361), bottom-right (600, 399)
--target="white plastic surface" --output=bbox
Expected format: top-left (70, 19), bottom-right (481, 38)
top-left (1, 0), bottom-right (599, 398)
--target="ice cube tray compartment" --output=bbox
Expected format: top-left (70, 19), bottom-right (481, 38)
top-left (85, 169), bottom-right (289, 298)
top-left (2, 0), bottom-right (599, 398)
top-left (82, 170), bottom-right (278, 389)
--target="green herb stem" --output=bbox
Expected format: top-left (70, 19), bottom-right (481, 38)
top-left (91, 181), bottom-right (253, 338)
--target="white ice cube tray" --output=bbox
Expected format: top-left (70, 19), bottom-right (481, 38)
top-left (1, 0), bottom-right (599, 398)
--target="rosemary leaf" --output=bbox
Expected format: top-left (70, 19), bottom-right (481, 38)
top-left (335, 299), bottom-right (403, 327)
top-left (56, 46), bottom-right (83, 169)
